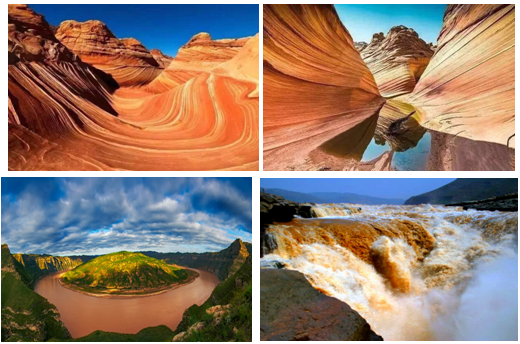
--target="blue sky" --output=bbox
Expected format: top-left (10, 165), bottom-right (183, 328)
top-left (261, 178), bottom-right (455, 199)
top-left (2, 178), bottom-right (252, 256)
top-left (30, 4), bottom-right (259, 56)
top-left (335, 4), bottom-right (446, 44)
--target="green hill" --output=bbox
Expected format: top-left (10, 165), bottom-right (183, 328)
top-left (172, 255), bottom-right (252, 341)
top-left (1, 244), bottom-right (71, 342)
top-left (61, 251), bottom-right (190, 295)
top-left (405, 178), bottom-right (517, 205)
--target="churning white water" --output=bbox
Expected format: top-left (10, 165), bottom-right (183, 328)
top-left (262, 204), bottom-right (518, 340)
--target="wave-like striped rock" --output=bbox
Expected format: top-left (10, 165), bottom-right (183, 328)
top-left (409, 5), bottom-right (515, 148)
top-left (263, 4), bottom-right (385, 170)
top-left (55, 20), bottom-right (165, 86)
top-left (8, 5), bottom-right (259, 171)
top-left (361, 26), bottom-right (434, 98)
top-left (213, 34), bottom-right (259, 97)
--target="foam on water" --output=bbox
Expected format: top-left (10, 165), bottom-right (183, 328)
top-left (262, 204), bottom-right (518, 340)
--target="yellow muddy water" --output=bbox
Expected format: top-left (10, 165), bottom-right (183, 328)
top-left (263, 204), bottom-right (518, 340)
top-left (34, 267), bottom-right (219, 338)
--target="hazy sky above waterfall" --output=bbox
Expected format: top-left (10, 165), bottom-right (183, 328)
top-left (335, 4), bottom-right (447, 44)
top-left (261, 178), bottom-right (456, 200)
top-left (2, 178), bottom-right (252, 256)
top-left (30, 4), bottom-right (259, 56)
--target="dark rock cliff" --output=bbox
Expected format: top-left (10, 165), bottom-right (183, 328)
top-left (261, 269), bottom-right (383, 341)
top-left (260, 192), bottom-right (314, 257)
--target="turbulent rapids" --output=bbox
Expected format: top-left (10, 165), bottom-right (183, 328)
top-left (262, 204), bottom-right (518, 340)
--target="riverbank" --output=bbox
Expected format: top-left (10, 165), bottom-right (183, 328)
top-left (58, 266), bottom-right (199, 298)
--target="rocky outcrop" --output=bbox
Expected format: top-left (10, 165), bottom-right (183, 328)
top-left (55, 20), bottom-right (158, 67)
top-left (446, 193), bottom-right (518, 212)
top-left (144, 239), bottom-right (250, 281)
top-left (1, 245), bottom-right (72, 342)
top-left (409, 5), bottom-right (515, 148)
top-left (355, 41), bottom-right (368, 51)
top-left (263, 4), bottom-right (385, 170)
top-left (261, 269), bottom-right (382, 341)
top-left (8, 4), bottom-right (77, 63)
top-left (55, 20), bottom-right (163, 86)
top-left (361, 26), bottom-right (434, 97)
top-left (150, 49), bottom-right (173, 68)
top-left (12, 254), bottom-right (83, 286)
top-left (260, 192), bottom-right (314, 257)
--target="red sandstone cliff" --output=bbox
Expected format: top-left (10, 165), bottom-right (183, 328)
top-left (263, 4), bottom-right (385, 170)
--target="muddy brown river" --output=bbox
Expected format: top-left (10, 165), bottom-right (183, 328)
top-left (34, 268), bottom-right (220, 338)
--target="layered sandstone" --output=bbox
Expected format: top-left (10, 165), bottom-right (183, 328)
top-left (8, 5), bottom-right (259, 171)
top-left (263, 4), bottom-right (385, 170)
top-left (409, 5), bottom-right (515, 148)
top-left (361, 26), bottom-right (434, 97)
top-left (55, 20), bottom-right (158, 67)
top-left (150, 49), bottom-right (173, 68)
top-left (142, 32), bottom-right (250, 94)
top-left (55, 20), bottom-right (163, 86)
top-left (212, 34), bottom-right (260, 96)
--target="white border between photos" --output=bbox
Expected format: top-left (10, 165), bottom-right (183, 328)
top-left (2, 1), bottom-right (519, 344)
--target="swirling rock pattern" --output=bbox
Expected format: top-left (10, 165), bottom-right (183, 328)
top-left (361, 26), bottom-right (434, 98)
top-left (409, 4), bottom-right (515, 148)
top-left (263, 4), bottom-right (385, 170)
top-left (8, 5), bottom-right (259, 171)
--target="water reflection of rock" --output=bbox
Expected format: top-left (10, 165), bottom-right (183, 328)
top-left (373, 100), bottom-right (426, 152)
top-left (301, 98), bottom-right (514, 171)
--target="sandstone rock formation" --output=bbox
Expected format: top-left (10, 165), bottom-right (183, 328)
top-left (8, 4), bottom-right (77, 63)
top-left (355, 41), bottom-right (368, 51)
top-left (361, 26), bottom-right (434, 97)
top-left (150, 49), bottom-right (173, 68)
top-left (263, 4), bottom-right (385, 170)
top-left (426, 130), bottom-right (515, 171)
top-left (8, 5), bottom-right (259, 171)
top-left (261, 269), bottom-right (383, 340)
top-left (55, 20), bottom-right (162, 86)
top-left (409, 5), bottom-right (515, 148)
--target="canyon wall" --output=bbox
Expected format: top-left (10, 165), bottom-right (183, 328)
top-left (143, 239), bottom-right (251, 281)
top-left (263, 4), bottom-right (385, 170)
top-left (409, 5), bottom-right (515, 148)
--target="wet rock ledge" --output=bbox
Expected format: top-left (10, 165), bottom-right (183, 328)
top-left (260, 192), bottom-right (314, 257)
top-left (261, 269), bottom-right (383, 341)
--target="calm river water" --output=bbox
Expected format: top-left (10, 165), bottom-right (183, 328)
top-left (34, 268), bottom-right (219, 338)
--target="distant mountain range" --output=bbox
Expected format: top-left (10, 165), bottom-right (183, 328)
top-left (404, 178), bottom-right (517, 205)
top-left (261, 188), bottom-right (404, 205)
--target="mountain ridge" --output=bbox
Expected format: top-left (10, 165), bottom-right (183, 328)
top-left (263, 188), bottom-right (404, 205)
top-left (405, 178), bottom-right (517, 205)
